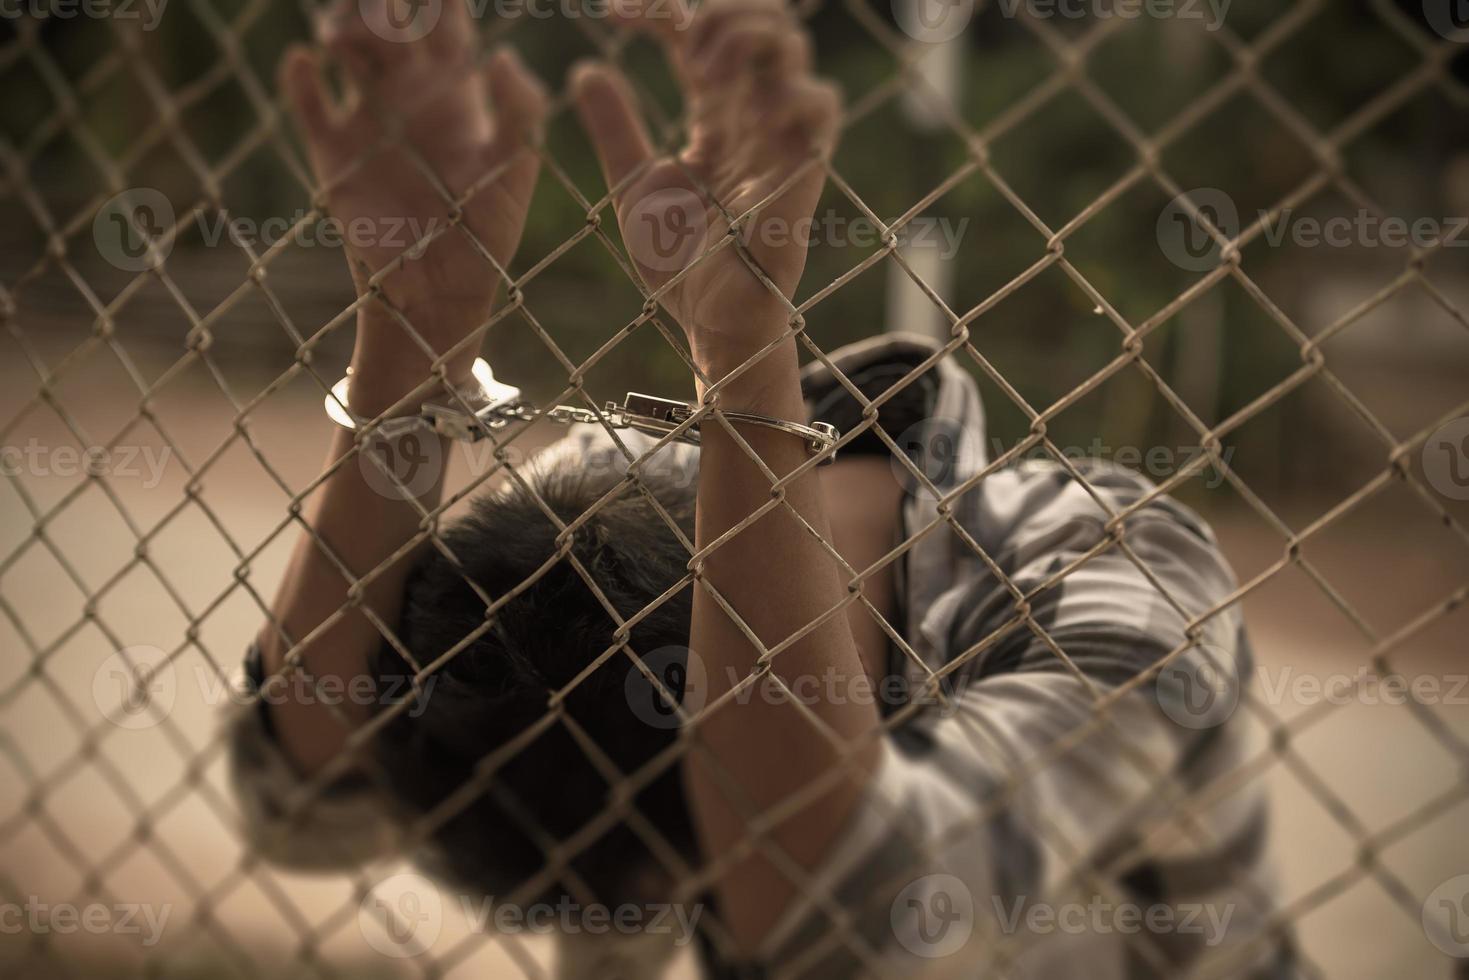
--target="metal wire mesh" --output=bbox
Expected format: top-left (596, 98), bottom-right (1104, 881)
top-left (1, 0), bottom-right (1467, 977)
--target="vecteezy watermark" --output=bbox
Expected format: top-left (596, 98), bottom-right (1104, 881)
top-left (624, 187), bottom-right (709, 275)
top-left (890, 417), bottom-right (984, 499)
top-left (1156, 188), bottom-right (1240, 273)
top-left (356, 434), bottom-right (701, 503)
top-left (998, 437), bottom-right (1234, 488)
top-left (891, 874), bottom-right (975, 958)
top-left (360, 0), bottom-right (441, 43)
top-left (740, 212), bottom-right (971, 261)
top-left (94, 188), bottom-right (175, 273)
top-left (625, 645), bottom-right (708, 730)
top-left (479, 0), bottom-right (694, 28)
top-left (1255, 210), bottom-right (1469, 251)
top-left (95, 188), bottom-right (460, 273)
top-left (0, 0), bottom-right (168, 29)
top-left (1144, 589), bottom-right (1242, 730)
top-left (195, 210), bottom-right (449, 255)
top-left (991, 894), bottom-right (1238, 947)
top-left (625, 649), bottom-right (958, 729)
top-left (1422, 874), bottom-right (1469, 958)
top-left (1158, 188), bottom-right (1469, 271)
top-left (1155, 645), bottom-right (1239, 730)
top-left (357, 873), bottom-right (704, 958)
top-left (0, 897), bottom-right (171, 946)
top-left (622, 190), bottom-right (972, 274)
top-left (1255, 666), bottom-right (1468, 709)
top-left (92, 646), bottom-right (177, 731)
top-left (360, 0), bottom-right (695, 41)
top-left (1422, 0), bottom-right (1469, 42)
top-left (995, 0), bottom-right (1230, 31)
top-left (1422, 417), bottom-right (1469, 502)
top-left (91, 645), bottom-right (435, 729)
top-left (892, 0), bottom-right (977, 44)
top-left (356, 428), bottom-right (446, 501)
top-left (1, 438), bottom-right (173, 489)
top-left (889, 417), bottom-right (1235, 500)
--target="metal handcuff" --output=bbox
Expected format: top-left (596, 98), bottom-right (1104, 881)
top-left (325, 358), bottom-right (840, 463)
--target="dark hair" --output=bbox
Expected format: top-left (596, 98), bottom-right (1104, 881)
top-left (368, 448), bottom-right (699, 905)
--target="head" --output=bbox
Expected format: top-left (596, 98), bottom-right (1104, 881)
top-left (368, 442), bottom-right (700, 907)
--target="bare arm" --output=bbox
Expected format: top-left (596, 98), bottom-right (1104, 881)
top-left (260, 0), bottom-right (546, 776)
top-left (573, 0), bottom-right (879, 948)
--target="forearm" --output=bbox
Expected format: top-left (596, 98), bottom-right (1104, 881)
top-left (685, 338), bottom-right (881, 949)
top-left (257, 348), bottom-right (452, 777)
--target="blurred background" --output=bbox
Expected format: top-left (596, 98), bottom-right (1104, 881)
top-left (1, 0), bottom-right (1468, 976)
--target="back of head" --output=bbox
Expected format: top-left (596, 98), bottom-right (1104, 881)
top-left (368, 444), bottom-right (699, 906)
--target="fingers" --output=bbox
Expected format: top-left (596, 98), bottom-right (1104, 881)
top-left (318, 0), bottom-right (426, 97)
top-left (609, 0), bottom-right (695, 48)
top-left (486, 46), bottom-right (549, 197)
top-left (688, 0), bottom-right (791, 61)
top-left (700, 19), bottom-right (807, 88)
top-left (571, 61), bottom-right (655, 197)
top-left (767, 76), bottom-right (841, 160)
top-left (429, 0), bottom-right (475, 61)
top-left (684, 2), bottom-right (835, 173)
top-left (488, 47), bottom-right (549, 145)
top-left (280, 45), bottom-right (338, 141)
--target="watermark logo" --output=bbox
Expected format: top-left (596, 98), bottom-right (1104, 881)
top-left (991, 894), bottom-right (1237, 946)
top-left (1147, 596), bottom-right (1240, 730)
top-left (891, 874), bottom-right (975, 958)
top-left (1255, 666), bottom-right (1467, 709)
top-left (1159, 189), bottom-right (1469, 271)
top-left (1, 438), bottom-right (173, 489)
top-left (92, 646), bottom-right (176, 731)
top-left (474, 0), bottom-right (695, 28)
top-left (357, 428), bottom-right (445, 500)
top-left (1423, 417), bottom-right (1469, 502)
top-left (624, 187), bottom-right (707, 274)
top-left (359, 873), bottom-right (443, 958)
top-left (890, 417), bottom-right (984, 500)
top-left (195, 211), bottom-right (448, 254)
top-left (1423, 0), bottom-right (1469, 42)
top-left (1422, 874), bottom-right (1469, 958)
top-left (0, 897), bottom-right (170, 946)
top-left (1157, 188), bottom-right (1239, 273)
top-left (357, 874), bottom-right (704, 957)
top-left (625, 645), bottom-right (706, 729)
top-left (994, 0), bottom-right (1231, 32)
top-left (0, 0), bottom-right (169, 30)
top-left (360, 0), bottom-right (442, 42)
top-left (94, 187), bottom-right (174, 273)
top-left (893, 0), bottom-right (975, 43)
top-left (741, 212), bottom-right (970, 260)
top-left (92, 653), bottom-right (434, 728)
top-left (1155, 643), bottom-right (1238, 730)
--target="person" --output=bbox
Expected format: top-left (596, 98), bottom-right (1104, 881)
top-left (231, 0), bottom-right (1292, 976)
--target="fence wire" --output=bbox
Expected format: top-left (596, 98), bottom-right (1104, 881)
top-left (1, 0), bottom-right (1468, 977)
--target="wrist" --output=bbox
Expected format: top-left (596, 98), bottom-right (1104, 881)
top-left (349, 327), bottom-right (479, 420)
top-left (695, 336), bottom-right (805, 419)
top-left (344, 357), bottom-right (474, 419)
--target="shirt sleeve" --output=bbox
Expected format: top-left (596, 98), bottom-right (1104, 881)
top-left (225, 643), bottom-right (405, 871)
top-left (747, 461), bottom-right (1271, 979)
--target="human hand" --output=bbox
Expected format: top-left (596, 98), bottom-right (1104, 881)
top-left (572, 0), bottom-right (840, 386)
top-left (280, 0), bottom-right (547, 406)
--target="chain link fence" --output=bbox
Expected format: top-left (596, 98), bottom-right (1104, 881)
top-left (1, 0), bottom-right (1468, 977)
